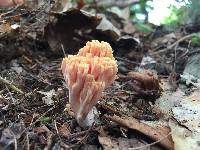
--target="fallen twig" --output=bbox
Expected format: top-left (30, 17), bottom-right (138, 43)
top-left (116, 57), bottom-right (140, 65)
top-left (66, 125), bottom-right (95, 140)
top-left (65, 124), bottom-right (95, 150)
top-left (103, 115), bottom-right (174, 150)
top-left (6, 86), bottom-right (16, 104)
top-left (54, 120), bottom-right (62, 141)
top-left (26, 133), bottom-right (30, 150)
top-left (21, 106), bottom-right (55, 135)
top-left (0, 76), bottom-right (24, 94)
top-left (154, 32), bottom-right (200, 54)
top-left (0, 5), bottom-right (21, 19)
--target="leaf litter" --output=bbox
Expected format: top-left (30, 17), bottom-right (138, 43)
top-left (0, 1), bottom-right (200, 149)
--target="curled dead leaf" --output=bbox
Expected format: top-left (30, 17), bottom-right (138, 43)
top-left (127, 70), bottom-right (163, 100)
top-left (34, 125), bottom-right (50, 134)
top-left (44, 8), bottom-right (120, 54)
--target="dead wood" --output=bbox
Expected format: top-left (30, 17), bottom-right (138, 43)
top-left (103, 115), bottom-right (174, 150)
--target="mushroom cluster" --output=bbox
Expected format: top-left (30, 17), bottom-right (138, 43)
top-left (61, 40), bottom-right (118, 126)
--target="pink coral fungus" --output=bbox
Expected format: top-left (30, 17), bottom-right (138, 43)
top-left (61, 40), bottom-right (118, 125)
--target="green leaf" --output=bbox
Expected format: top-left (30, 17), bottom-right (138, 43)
top-left (191, 34), bottom-right (200, 47)
top-left (135, 23), bottom-right (153, 33)
top-left (39, 117), bottom-right (51, 124)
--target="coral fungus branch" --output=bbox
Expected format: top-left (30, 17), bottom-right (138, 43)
top-left (61, 40), bottom-right (118, 126)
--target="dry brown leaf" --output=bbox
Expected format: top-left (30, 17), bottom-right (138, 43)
top-left (169, 120), bottom-right (200, 150)
top-left (127, 70), bottom-right (163, 99)
top-left (45, 8), bottom-right (120, 54)
top-left (0, 22), bottom-right (12, 34)
top-left (58, 123), bottom-right (71, 138)
top-left (99, 136), bottom-right (150, 150)
top-left (34, 125), bottom-right (50, 134)
top-left (172, 89), bottom-right (200, 132)
top-left (23, 115), bottom-right (33, 126)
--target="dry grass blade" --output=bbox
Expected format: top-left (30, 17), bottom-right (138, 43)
top-left (0, 76), bottom-right (24, 94)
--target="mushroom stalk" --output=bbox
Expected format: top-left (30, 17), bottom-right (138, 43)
top-left (77, 107), bottom-right (98, 127)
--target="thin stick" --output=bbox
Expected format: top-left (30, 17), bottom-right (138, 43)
top-left (0, 5), bottom-right (20, 19)
top-left (116, 56), bottom-right (140, 65)
top-left (128, 130), bottom-right (175, 150)
top-left (0, 76), bottom-right (24, 94)
top-left (66, 123), bottom-right (95, 150)
top-left (66, 128), bottom-right (95, 140)
top-left (6, 86), bottom-right (16, 104)
top-left (168, 33), bottom-right (198, 50)
top-left (14, 134), bottom-right (17, 150)
top-left (26, 133), bottom-right (30, 150)
top-left (61, 44), bottom-right (66, 57)
top-left (154, 33), bottom-right (200, 54)
top-left (54, 120), bottom-right (62, 141)
top-left (21, 106), bottom-right (55, 135)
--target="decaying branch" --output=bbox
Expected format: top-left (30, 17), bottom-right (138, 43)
top-left (103, 115), bottom-right (174, 150)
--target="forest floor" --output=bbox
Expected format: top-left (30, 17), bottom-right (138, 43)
top-left (0, 1), bottom-right (200, 150)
